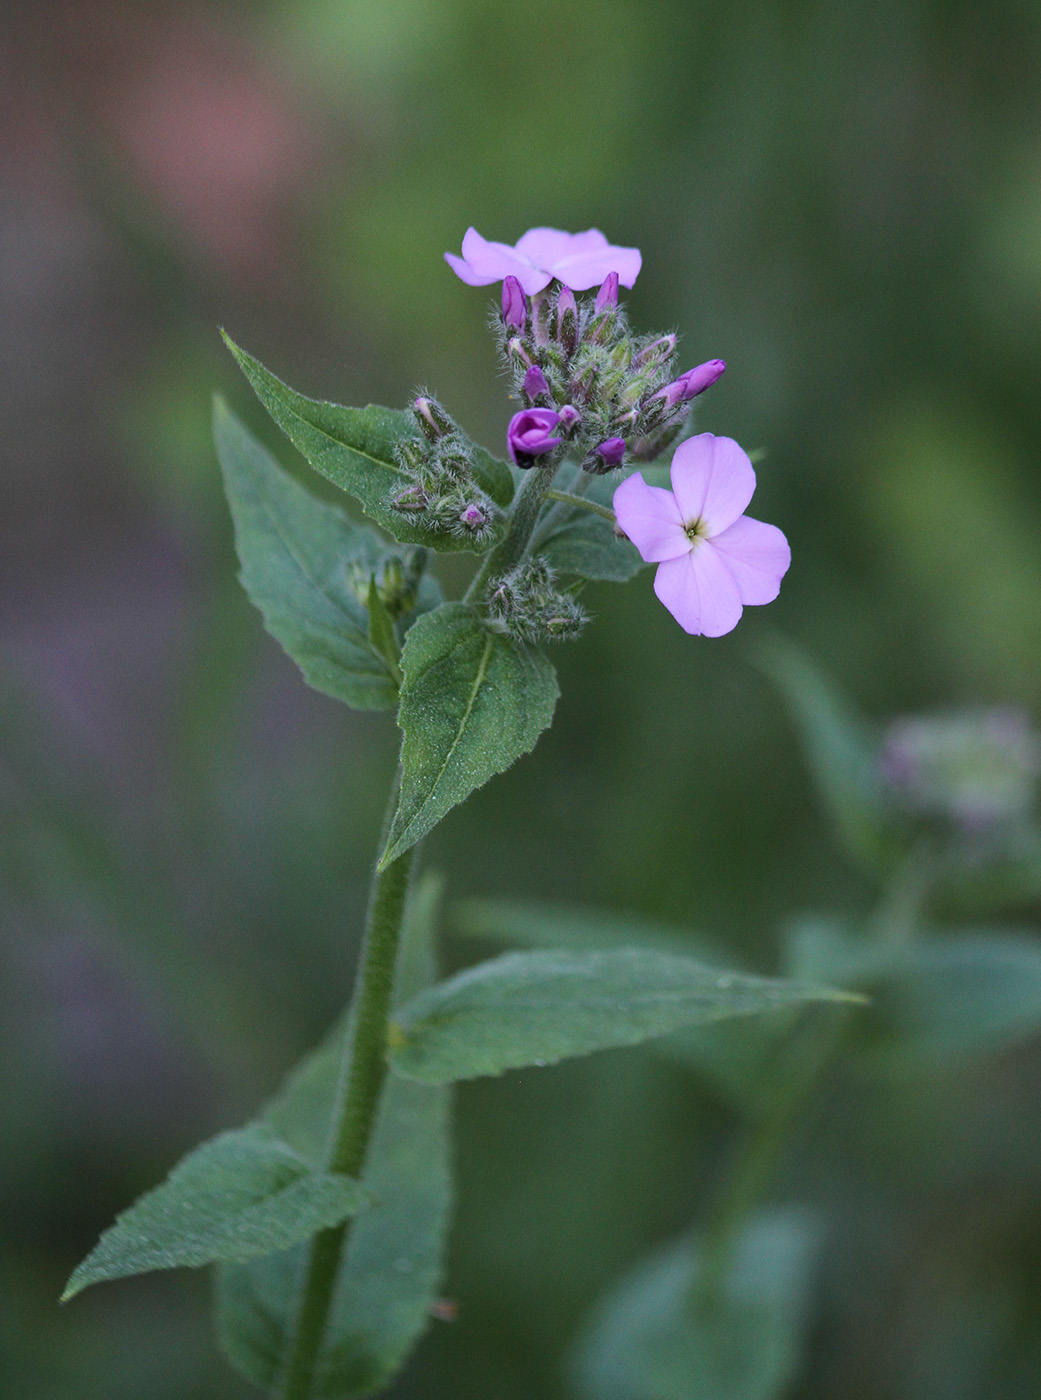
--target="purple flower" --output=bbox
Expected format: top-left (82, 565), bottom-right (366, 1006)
top-left (507, 408), bottom-right (563, 468)
top-left (445, 227), bottom-right (642, 295)
top-left (594, 437), bottom-right (627, 468)
top-left (501, 275), bottom-right (526, 331)
top-left (613, 434), bottom-right (790, 636)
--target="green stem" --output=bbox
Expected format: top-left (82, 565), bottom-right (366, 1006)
top-left (274, 778), bottom-right (415, 1400)
top-left (543, 488), bottom-right (617, 524)
top-left (694, 1006), bottom-right (846, 1302)
top-left (464, 466), bottom-right (557, 603)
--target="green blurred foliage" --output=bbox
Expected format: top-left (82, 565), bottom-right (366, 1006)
top-left (2, 0), bottom-right (1041, 1396)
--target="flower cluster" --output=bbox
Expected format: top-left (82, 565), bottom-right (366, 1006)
top-left (346, 545), bottom-right (428, 619)
top-left (445, 224), bottom-right (790, 637)
top-left (486, 556), bottom-right (588, 643)
top-left (446, 227), bottom-right (725, 474)
top-left (390, 397), bottom-right (499, 544)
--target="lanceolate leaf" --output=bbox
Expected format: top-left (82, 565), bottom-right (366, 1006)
top-left (216, 874), bottom-right (453, 1397)
top-left (572, 1208), bottom-right (820, 1400)
top-left (63, 1125), bottom-right (367, 1300)
top-left (388, 947), bottom-right (858, 1083)
top-left (215, 397), bottom-right (405, 709)
top-left (380, 603), bottom-right (559, 867)
top-left (222, 335), bottom-right (511, 549)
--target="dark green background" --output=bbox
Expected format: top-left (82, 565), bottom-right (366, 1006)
top-left (2, 1), bottom-right (1040, 1395)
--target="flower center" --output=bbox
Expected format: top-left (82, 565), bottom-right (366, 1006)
top-left (685, 518), bottom-right (708, 542)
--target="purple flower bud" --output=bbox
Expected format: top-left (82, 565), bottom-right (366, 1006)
top-left (459, 503), bottom-right (488, 529)
top-left (522, 364), bottom-right (551, 402)
top-left (501, 275), bottom-right (526, 332)
top-left (633, 334), bottom-right (677, 370)
top-left (556, 285), bottom-right (578, 355)
top-left (594, 437), bottom-right (626, 468)
top-left (679, 358), bottom-right (726, 398)
top-left (414, 395), bottom-right (452, 441)
top-left (507, 408), bottom-right (563, 468)
top-left (595, 272), bottom-right (619, 311)
top-left (649, 358), bottom-right (726, 411)
top-left (392, 484), bottom-right (429, 513)
top-left (557, 404), bottom-right (582, 433)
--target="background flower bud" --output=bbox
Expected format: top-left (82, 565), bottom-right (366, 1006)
top-left (522, 364), bottom-right (551, 403)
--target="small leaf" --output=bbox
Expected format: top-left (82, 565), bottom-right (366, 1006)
top-left (216, 874), bottom-right (453, 1397)
top-left (222, 335), bottom-right (507, 547)
top-left (572, 1208), bottom-right (820, 1400)
top-left (756, 635), bottom-right (898, 872)
top-left (388, 947), bottom-right (858, 1083)
top-left (63, 1125), bottom-right (367, 1300)
top-left (469, 443), bottom-right (516, 509)
top-left (380, 603), bottom-right (558, 867)
top-left (538, 510), bottom-right (643, 582)
top-left (215, 396), bottom-right (402, 709)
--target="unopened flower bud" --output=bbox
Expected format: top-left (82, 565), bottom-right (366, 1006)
top-left (392, 484), bottom-right (429, 512)
top-left (557, 404), bottom-right (582, 433)
top-left (556, 285), bottom-right (578, 355)
top-left (501, 275), bottom-right (526, 332)
top-left (507, 337), bottom-right (533, 370)
top-left (522, 364), bottom-right (551, 403)
top-left (633, 334), bottom-right (677, 370)
top-left (594, 437), bottom-right (626, 468)
top-left (679, 358), bottom-right (726, 398)
top-left (595, 272), bottom-right (619, 311)
top-left (507, 408), bottom-right (562, 468)
top-left (459, 503), bottom-right (488, 530)
top-left (397, 439), bottom-right (427, 472)
top-left (532, 290), bottom-right (553, 347)
top-left (413, 395), bottom-right (453, 442)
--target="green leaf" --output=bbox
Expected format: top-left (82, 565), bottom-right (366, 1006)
top-left (222, 335), bottom-right (509, 547)
top-left (380, 603), bottom-right (558, 867)
top-left (63, 1125), bottom-right (367, 1300)
top-left (538, 510), bottom-right (643, 582)
top-left (755, 635), bottom-right (898, 872)
top-left (469, 442), bottom-right (516, 509)
top-left (216, 874), bottom-right (453, 1397)
top-left (572, 1208), bottom-right (819, 1400)
top-left (215, 396), bottom-right (403, 709)
top-left (388, 947), bottom-right (858, 1083)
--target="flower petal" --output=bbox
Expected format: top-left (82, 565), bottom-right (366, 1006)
top-left (709, 515), bottom-right (791, 605)
top-left (515, 226), bottom-right (596, 265)
top-left (653, 542), bottom-right (744, 636)
top-left (444, 228), bottom-right (552, 294)
top-left (669, 434), bottom-right (756, 536)
top-left (613, 472), bottom-right (690, 562)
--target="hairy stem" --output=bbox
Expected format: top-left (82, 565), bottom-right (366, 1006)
top-left (464, 466), bottom-right (557, 603)
top-left (543, 488), bottom-right (617, 524)
top-left (274, 777), bottom-right (415, 1400)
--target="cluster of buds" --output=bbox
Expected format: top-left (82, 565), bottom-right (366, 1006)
top-left (347, 545), bottom-right (428, 620)
top-left (486, 555), bottom-right (588, 643)
top-left (879, 707), bottom-right (1041, 834)
top-left (390, 397), bottom-right (499, 544)
top-left (497, 272), bottom-right (725, 473)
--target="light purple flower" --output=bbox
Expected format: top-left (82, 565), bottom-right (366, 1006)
top-left (613, 434), bottom-right (790, 636)
top-left (445, 227), bottom-right (642, 295)
top-left (507, 408), bottom-right (563, 467)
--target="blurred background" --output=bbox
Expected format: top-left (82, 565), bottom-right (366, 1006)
top-left (2, 0), bottom-right (1041, 1395)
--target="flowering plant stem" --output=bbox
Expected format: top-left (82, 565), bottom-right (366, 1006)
top-left (543, 488), bottom-right (617, 524)
top-left (464, 464), bottom-right (557, 603)
top-left (276, 775), bottom-right (416, 1400)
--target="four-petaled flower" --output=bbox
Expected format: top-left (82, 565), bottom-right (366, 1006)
top-left (613, 435), bottom-right (790, 637)
top-left (445, 227), bottom-right (641, 295)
